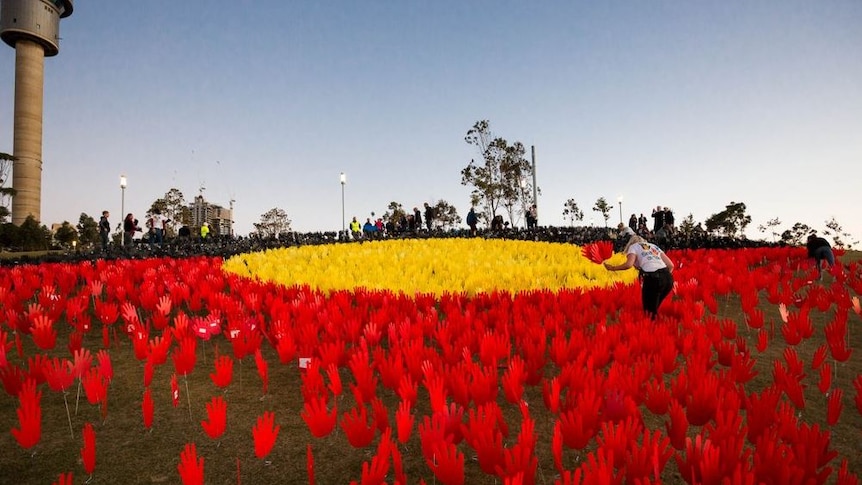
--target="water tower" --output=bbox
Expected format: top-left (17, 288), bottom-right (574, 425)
top-left (1, 0), bottom-right (73, 224)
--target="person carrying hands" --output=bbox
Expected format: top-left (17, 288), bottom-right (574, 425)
top-left (604, 227), bottom-right (675, 319)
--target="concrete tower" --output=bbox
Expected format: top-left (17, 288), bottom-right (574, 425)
top-left (1, 0), bottom-right (73, 225)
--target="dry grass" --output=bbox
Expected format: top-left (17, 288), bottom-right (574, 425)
top-left (0, 250), bottom-right (860, 485)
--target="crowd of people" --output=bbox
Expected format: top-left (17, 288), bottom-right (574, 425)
top-left (91, 200), bottom-right (689, 253)
top-left (1, 202), bottom-right (838, 322)
top-left (2, 213), bottom-right (785, 268)
top-left (625, 205), bottom-right (679, 243)
top-left (348, 203), bottom-right (439, 241)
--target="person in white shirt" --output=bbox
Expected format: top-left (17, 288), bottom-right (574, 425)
top-left (604, 226), bottom-right (675, 319)
top-left (147, 209), bottom-right (170, 247)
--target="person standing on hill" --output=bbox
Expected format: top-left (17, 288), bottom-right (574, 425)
top-left (651, 206), bottom-right (665, 233)
top-left (123, 213), bottom-right (141, 248)
top-left (664, 207), bottom-right (675, 234)
top-left (147, 208), bottom-right (170, 247)
top-left (413, 207), bottom-right (422, 233)
top-left (466, 207), bottom-right (478, 236)
top-left (604, 227), bottom-right (675, 319)
top-left (98, 211), bottom-right (111, 251)
top-left (637, 213), bottom-right (648, 235)
top-left (527, 204), bottom-right (538, 230)
top-left (349, 217), bottom-right (361, 240)
top-left (424, 202), bottom-right (435, 231)
top-left (806, 234), bottom-right (835, 280)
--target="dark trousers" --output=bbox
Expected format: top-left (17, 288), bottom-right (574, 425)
top-left (642, 268), bottom-right (673, 319)
top-left (814, 246), bottom-right (835, 276)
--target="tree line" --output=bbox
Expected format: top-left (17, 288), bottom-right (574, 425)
top-left (1, 128), bottom-right (857, 251)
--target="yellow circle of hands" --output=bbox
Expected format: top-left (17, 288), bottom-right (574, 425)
top-left (223, 238), bottom-right (636, 296)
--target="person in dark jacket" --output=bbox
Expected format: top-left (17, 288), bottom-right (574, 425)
top-left (466, 207), bottom-right (478, 236)
top-left (806, 234), bottom-right (834, 280)
top-left (98, 211), bottom-right (111, 251)
top-left (413, 207), bottom-right (422, 233)
top-left (123, 213), bottom-right (141, 248)
top-left (424, 203), bottom-right (434, 231)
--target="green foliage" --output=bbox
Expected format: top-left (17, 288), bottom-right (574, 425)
top-left (678, 214), bottom-right (697, 236)
top-left (781, 222), bottom-right (812, 245)
top-left (704, 201), bottom-right (752, 238)
top-left (462, 120), bottom-right (536, 227)
top-left (54, 221), bottom-right (78, 247)
top-left (0, 222), bottom-right (16, 248)
top-left (148, 188), bottom-right (186, 237)
top-left (562, 199), bottom-right (584, 227)
top-left (77, 213), bottom-right (99, 247)
top-left (383, 201), bottom-right (408, 227)
top-left (431, 199), bottom-right (461, 230)
top-left (254, 207), bottom-right (291, 238)
top-left (822, 217), bottom-right (856, 250)
top-left (592, 197), bottom-right (613, 228)
top-left (17, 216), bottom-right (52, 251)
top-left (756, 217), bottom-right (782, 242)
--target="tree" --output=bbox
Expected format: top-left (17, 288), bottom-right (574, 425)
top-left (781, 222), bottom-right (812, 245)
top-left (562, 199), bottom-right (584, 227)
top-left (77, 213), bottom-right (99, 247)
top-left (0, 222), bottom-right (18, 248)
top-left (382, 201), bottom-right (408, 228)
top-left (431, 199), bottom-right (461, 230)
top-left (757, 217), bottom-right (782, 242)
top-left (704, 201), bottom-right (751, 238)
top-left (254, 208), bottom-right (291, 238)
top-left (679, 214), bottom-right (697, 236)
top-left (0, 152), bottom-right (16, 223)
top-left (18, 215), bottom-right (52, 251)
top-left (54, 221), bottom-right (78, 247)
top-left (148, 188), bottom-right (186, 236)
top-left (822, 217), bottom-right (856, 250)
top-left (462, 120), bottom-right (536, 227)
top-left (592, 197), bottom-right (613, 228)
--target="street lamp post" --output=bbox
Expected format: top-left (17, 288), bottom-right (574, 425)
top-left (617, 196), bottom-right (624, 225)
top-left (120, 174), bottom-right (127, 229)
top-left (340, 172), bottom-right (346, 238)
top-left (118, 175), bottom-right (127, 247)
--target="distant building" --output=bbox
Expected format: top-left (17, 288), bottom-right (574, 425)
top-left (190, 195), bottom-right (233, 236)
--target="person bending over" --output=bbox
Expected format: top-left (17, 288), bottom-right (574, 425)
top-left (806, 234), bottom-right (834, 280)
top-left (604, 227), bottom-right (675, 319)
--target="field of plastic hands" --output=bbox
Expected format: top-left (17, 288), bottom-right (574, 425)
top-left (0, 245), bottom-right (861, 485)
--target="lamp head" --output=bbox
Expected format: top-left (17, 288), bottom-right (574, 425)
top-left (120, 175), bottom-right (127, 188)
top-left (340, 172), bottom-right (346, 185)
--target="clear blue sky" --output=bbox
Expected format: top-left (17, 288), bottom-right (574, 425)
top-left (2, 1), bottom-right (860, 242)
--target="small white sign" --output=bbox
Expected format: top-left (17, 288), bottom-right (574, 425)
top-left (298, 357), bottom-right (311, 369)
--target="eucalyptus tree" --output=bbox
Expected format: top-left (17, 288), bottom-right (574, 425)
top-left (562, 199), bottom-right (584, 227)
top-left (705, 201), bottom-right (751, 238)
top-left (462, 120), bottom-right (536, 227)
top-left (383, 201), bottom-right (408, 227)
top-left (254, 207), bottom-right (291, 238)
top-left (431, 199), bottom-right (461, 230)
top-left (76, 212), bottom-right (99, 247)
top-left (147, 188), bottom-right (187, 236)
top-left (592, 197), bottom-right (614, 228)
